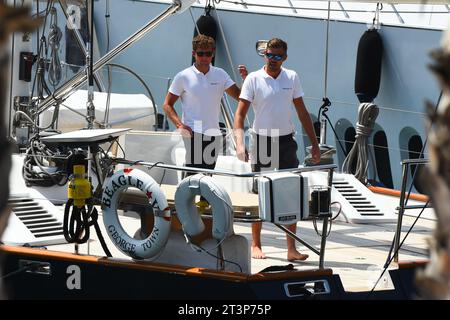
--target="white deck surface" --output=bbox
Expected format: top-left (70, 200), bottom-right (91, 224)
top-left (47, 194), bottom-right (434, 293)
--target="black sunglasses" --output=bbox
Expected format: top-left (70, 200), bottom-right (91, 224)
top-left (196, 51), bottom-right (214, 57)
top-left (265, 53), bottom-right (283, 61)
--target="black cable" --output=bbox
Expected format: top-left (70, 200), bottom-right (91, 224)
top-left (63, 198), bottom-right (90, 244)
top-left (85, 201), bottom-right (112, 257)
top-left (159, 169), bottom-right (166, 186)
top-left (330, 201), bottom-right (342, 221)
top-left (317, 98), bottom-right (330, 122)
top-left (322, 112), bottom-right (348, 157)
top-left (95, 144), bottom-right (116, 178)
top-left (313, 217), bottom-right (332, 238)
top-left (316, 98), bottom-right (348, 157)
top-left (22, 136), bottom-right (69, 187)
top-left (63, 198), bottom-right (112, 257)
top-left (36, 53), bottom-right (52, 99)
top-left (195, 243), bottom-right (243, 273)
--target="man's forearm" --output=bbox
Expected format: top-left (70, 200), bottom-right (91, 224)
top-left (300, 113), bottom-right (319, 147)
top-left (163, 105), bottom-right (183, 128)
top-left (233, 116), bottom-right (245, 148)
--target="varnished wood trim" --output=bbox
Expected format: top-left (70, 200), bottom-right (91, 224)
top-left (0, 245), bottom-right (247, 281)
top-left (0, 244), bottom-right (100, 262)
top-left (368, 186), bottom-right (429, 202)
top-left (0, 245), bottom-right (336, 283)
top-left (397, 260), bottom-right (429, 269)
top-left (248, 268), bottom-right (333, 281)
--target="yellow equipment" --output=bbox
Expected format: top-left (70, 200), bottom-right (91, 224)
top-left (67, 165), bottom-right (91, 208)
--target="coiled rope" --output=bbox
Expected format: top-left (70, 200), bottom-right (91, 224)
top-left (342, 102), bottom-right (379, 184)
top-left (48, 7), bottom-right (62, 87)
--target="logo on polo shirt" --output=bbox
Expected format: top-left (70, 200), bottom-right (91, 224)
top-left (210, 82), bottom-right (220, 86)
top-left (282, 87), bottom-right (292, 90)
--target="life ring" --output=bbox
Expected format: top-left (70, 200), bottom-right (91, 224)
top-left (174, 174), bottom-right (233, 241)
top-left (102, 168), bottom-right (171, 259)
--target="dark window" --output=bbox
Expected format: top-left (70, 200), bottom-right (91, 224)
top-left (344, 127), bottom-right (356, 154)
top-left (408, 135), bottom-right (424, 193)
top-left (344, 127), bottom-right (356, 172)
top-left (373, 131), bottom-right (393, 188)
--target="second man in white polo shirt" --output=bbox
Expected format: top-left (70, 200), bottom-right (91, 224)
top-left (234, 38), bottom-right (320, 261)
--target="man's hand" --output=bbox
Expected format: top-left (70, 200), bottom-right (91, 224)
top-left (236, 144), bottom-right (248, 162)
top-left (238, 65), bottom-right (248, 81)
top-left (311, 144), bottom-right (321, 164)
top-left (177, 124), bottom-right (193, 138)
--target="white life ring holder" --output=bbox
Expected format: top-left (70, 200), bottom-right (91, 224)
top-left (102, 168), bottom-right (171, 259)
top-left (174, 174), bottom-right (234, 241)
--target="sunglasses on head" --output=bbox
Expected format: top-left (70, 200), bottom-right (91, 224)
top-left (265, 53), bottom-right (283, 61)
top-left (196, 51), bottom-right (213, 57)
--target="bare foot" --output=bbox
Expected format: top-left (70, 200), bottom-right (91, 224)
top-left (287, 250), bottom-right (309, 262)
top-left (251, 246), bottom-right (266, 259)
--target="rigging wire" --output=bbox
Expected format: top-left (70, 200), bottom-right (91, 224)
top-left (307, 95), bottom-right (431, 117)
top-left (102, 1), bottom-right (158, 130)
top-left (88, 0), bottom-right (94, 88)
top-left (324, 1), bottom-right (331, 99)
top-left (188, 4), bottom-right (250, 129)
top-left (103, 63), bottom-right (158, 130)
top-left (210, 3), bottom-right (248, 130)
top-left (218, 0), bottom-right (450, 15)
top-left (366, 200), bottom-right (429, 299)
top-left (105, 0), bottom-right (113, 126)
top-left (402, 90), bottom-right (442, 208)
top-left (382, 90), bottom-right (442, 268)
top-left (189, 7), bottom-right (201, 35)
top-left (212, 3), bottom-right (238, 85)
top-left (190, 240), bottom-right (243, 273)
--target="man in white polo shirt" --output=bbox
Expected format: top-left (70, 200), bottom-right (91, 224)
top-left (234, 38), bottom-right (320, 261)
top-left (163, 34), bottom-right (246, 173)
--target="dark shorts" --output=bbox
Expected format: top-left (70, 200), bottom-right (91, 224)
top-left (183, 132), bottom-right (222, 175)
top-left (251, 133), bottom-right (300, 172)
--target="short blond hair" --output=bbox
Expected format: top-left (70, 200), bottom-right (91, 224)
top-left (192, 34), bottom-right (215, 51)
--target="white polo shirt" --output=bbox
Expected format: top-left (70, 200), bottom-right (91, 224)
top-left (239, 66), bottom-right (304, 137)
top-left (169, 64), bottom-right (235, 136)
